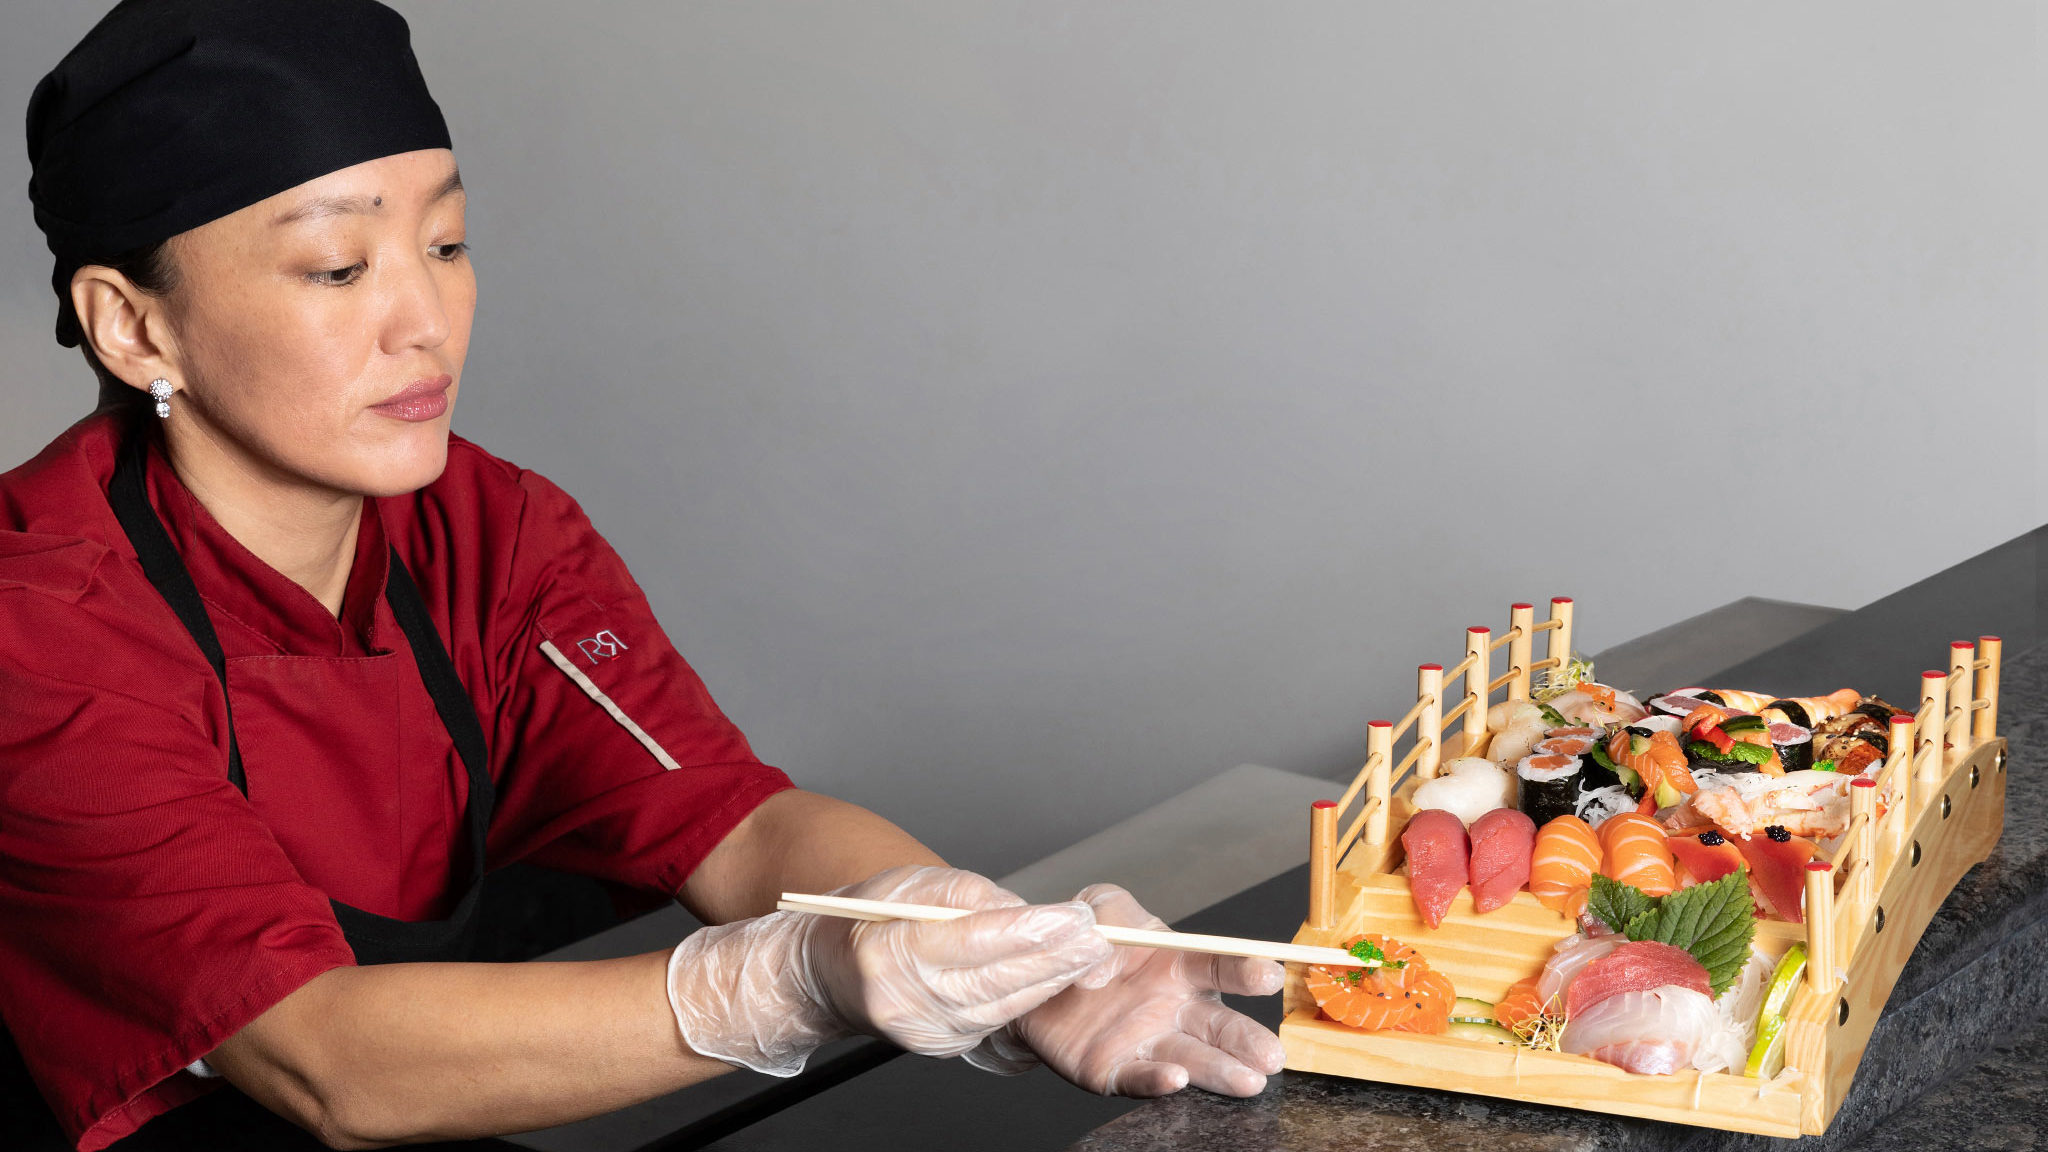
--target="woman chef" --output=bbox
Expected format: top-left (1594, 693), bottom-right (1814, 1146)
top-left (0, 2), bottom-right (1286, 1149)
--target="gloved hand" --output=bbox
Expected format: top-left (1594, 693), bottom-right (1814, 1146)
top-left (965, 883), bottom-right (1287, 1096)
top-left (666, 865), bottom-right (1111, 1076)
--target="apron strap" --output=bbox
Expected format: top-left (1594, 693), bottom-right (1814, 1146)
top-left (382, 549), bottom-right (496, 887)
top-left (107, 426), bottom-right (249, 794)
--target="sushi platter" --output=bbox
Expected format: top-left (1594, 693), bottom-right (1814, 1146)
top-left (1282, 598), bottom-right (2007, 1138)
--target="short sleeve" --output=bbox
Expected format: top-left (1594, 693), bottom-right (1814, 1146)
top-left (0, 594), bottom-right (356, 1151)
top-left (479, 468), bottom-right (794, 904)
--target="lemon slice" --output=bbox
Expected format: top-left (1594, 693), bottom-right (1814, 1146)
top-left (1760, 943), bottom-right (1808, 1021)
top-left (1746, 1014), bottom-right (1787, 1078)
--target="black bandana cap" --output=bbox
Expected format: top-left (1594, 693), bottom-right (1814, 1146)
top-left (26, 0), bottom-right (453, 347)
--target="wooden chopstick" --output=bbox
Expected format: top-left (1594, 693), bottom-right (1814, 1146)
top-left (776, 892), bottom-right (1382, 968)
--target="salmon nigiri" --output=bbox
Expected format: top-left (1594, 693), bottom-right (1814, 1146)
top-left (1305, 934), bottom-right (1455, 1033)
top-left (1530, 814), bottom-right (1602, 918)
top-left (1599, 813), bottom-right (1678, 896)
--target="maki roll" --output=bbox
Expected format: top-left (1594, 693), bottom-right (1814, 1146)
top-left (1650, 692), bottom-right (1711, 718)
top-left (1518, 754), bottom-right (1584, 826)
top-left (1761, 698), bottom-right (1811, 729)
top-left (1770, 722), bottom-right (1814, 774)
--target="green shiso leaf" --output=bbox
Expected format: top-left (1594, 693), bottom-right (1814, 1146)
top-left (1621, 870), bottom-right (1756, 997)
top-left (1588, 873), bottom-right (1654, 936)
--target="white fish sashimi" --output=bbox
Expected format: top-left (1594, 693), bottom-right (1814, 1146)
top-left (1561, 986), bottom-right (1722, 1075)
top-left (1537, 931), bottom-right (1626, 1007)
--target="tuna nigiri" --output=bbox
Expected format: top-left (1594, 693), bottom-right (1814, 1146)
top-left (1599, 813), bottom-right (1678, 897)
top-left (1467, 807), bottom-right (1537, 913)
top-left (1304, 934), bottom-right (1455, 1033)
top-left (1401, 808), bottom-right (1470, 929)
top-left (1529, 814), bottom-right (1602, 919)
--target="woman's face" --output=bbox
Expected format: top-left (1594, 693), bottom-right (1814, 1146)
top-left (139, 147), bottom-right (475, 498)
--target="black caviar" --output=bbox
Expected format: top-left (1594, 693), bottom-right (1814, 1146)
top-left (1699, 829), bottom-right (1726, 846)
top-left (1765, 825), bottom-right (1792, 842)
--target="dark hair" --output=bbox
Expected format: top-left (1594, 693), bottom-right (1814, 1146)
top-left (70, 239), bottom-right (182, 411)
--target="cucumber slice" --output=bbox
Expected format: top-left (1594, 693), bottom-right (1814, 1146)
top-left (1537, 703), bottom-right (1571, 729)
top-left (1447, 1020), bottom-right (1519, 1046)
top-left (1654, 780), bottom-right (1683, 810)
top-left (1745, 1014), bottom-right (1787, 1078)
top-left (1760, 943), bottom-right (1808, 1021)
top-left (1452, 996), bottom-right (1495, 1019)
top-left (1720, 714), bottom-right (1768, 735)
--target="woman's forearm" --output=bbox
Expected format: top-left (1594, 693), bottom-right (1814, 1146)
top-left (676, 788), bottom-right (949, 923)
top-left (215, 950), bottom-right (719, 1147)
top-left (212, 789), bottom-right (953, 1146)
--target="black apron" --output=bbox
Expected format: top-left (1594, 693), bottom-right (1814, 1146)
top-left (46, 425), bottom-right (506, 1150)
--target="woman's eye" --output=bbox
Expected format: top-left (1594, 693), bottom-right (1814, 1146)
top-left (433, 241), bottom-right (470, 261)
top-left (310, 261), bottom-right (365, 286)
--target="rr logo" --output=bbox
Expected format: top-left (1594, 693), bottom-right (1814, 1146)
top-left (577, 630), bottom-right (628, 665)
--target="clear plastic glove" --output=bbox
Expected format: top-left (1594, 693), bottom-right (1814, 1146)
top-left (967, 883), bottom-right (1287, 1096)
top-left (666, 865), bottom-right (1111, 1076)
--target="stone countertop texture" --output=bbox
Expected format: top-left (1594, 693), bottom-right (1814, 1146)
top-left (1072, 640), bottom-right (2047, 1152)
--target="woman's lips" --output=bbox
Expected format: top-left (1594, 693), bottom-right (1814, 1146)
top-left (371, 375), bottom-right (453, 422)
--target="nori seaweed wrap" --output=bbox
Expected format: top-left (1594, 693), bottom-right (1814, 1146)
top-left (1769, 722), bottom-right (1813, 774)
top-left (1517, 754), bottom-right (1584, 826)
top-left (1762, 698), bottom-right (1811, 729)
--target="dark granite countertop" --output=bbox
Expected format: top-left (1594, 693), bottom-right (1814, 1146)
top-left (1073, 532), bottom-right (2047, 1152)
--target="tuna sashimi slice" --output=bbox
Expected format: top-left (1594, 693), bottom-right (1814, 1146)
top-left (1467, 808), bottom-right (1536, 913)
top-left (1564, 940), bottom-right (1711, 1017)
top-left (1401, 808), bottom-right (1471, 928)
top-left (1667, 828), bottom-right (1746, 887)
top-left (1729, 828), bottom-right (1819, 922)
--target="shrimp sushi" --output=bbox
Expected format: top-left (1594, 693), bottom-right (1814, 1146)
top-left (1599, 812), bottom-right (1678, 896)
top-left (1304, 934), bottom-right (1455, 1033)
top-left (1401, 808), bottom-right (1470, 928)
top-left (1529, 814), bottom-right (1602, 918)
top-left (1517, 754), bottom-right (1584, 827)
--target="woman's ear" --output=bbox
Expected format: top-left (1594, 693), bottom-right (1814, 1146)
top-left (71, 265), bottom-right (180, 399)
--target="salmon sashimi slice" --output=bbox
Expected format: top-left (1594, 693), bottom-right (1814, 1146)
top-left (1390, 967), bottom-right (1457, 1034)
top-left (1305, 934), bottom-right (1442, 1031)
top-left (1599, 813), bottom-right (1678, 897)
top-left (1530, 814), bottom-right (1601, 918)
top-left (1493, 974), bottom-right (1550, 1033)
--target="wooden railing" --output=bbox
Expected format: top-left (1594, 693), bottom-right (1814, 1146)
top-left (1307, 597), bottom-right (1575, 929)
top-left (1808, 636), bottom-right (2003, 994)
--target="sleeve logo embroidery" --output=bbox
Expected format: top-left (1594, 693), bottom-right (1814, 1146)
top-left (577, 630), bottom-right (628, 665)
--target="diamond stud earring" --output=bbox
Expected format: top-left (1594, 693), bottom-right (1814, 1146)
top-left (149, 378), bottom-right (173, 419)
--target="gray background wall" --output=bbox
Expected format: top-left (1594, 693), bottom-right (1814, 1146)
top-left (3, 3), bottom-right (2040, 879)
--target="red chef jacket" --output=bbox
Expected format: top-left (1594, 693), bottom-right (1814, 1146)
top-left (0, 408), bottom-right (795, 1150)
